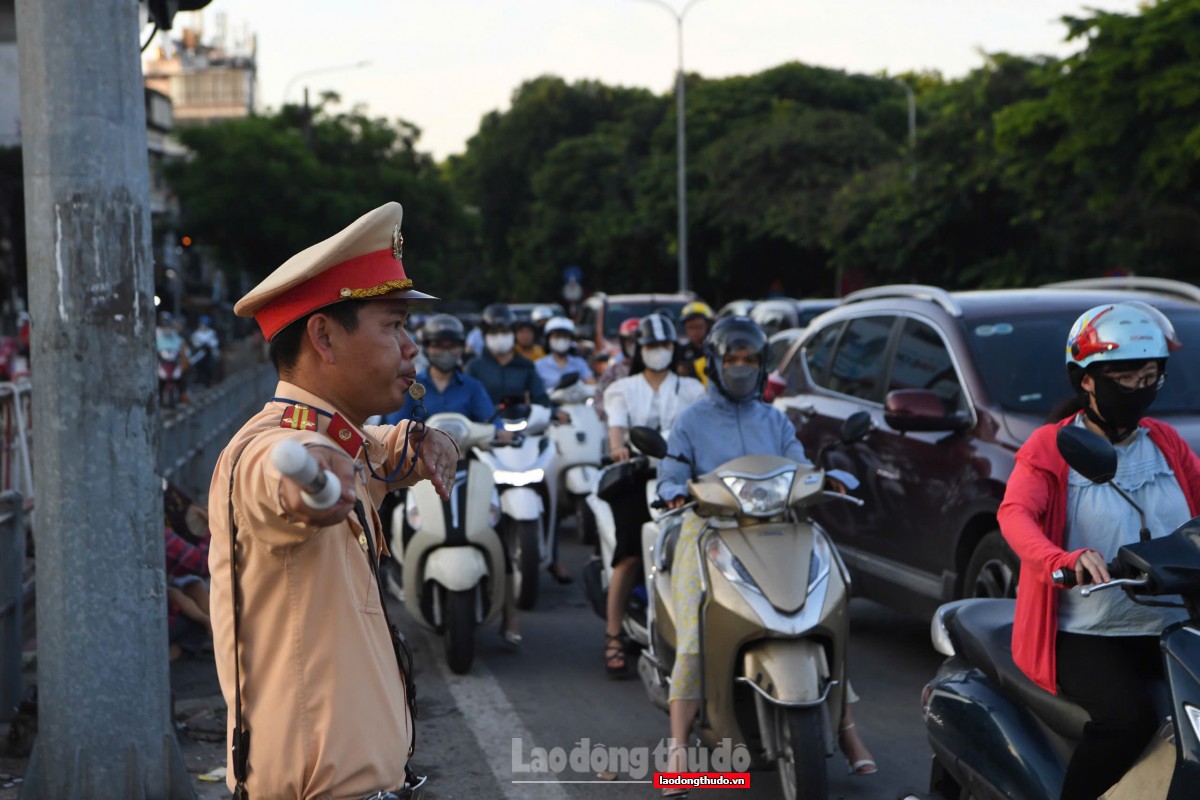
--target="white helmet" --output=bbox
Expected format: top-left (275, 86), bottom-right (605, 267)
top-left (544, 316), bottom-right (575, 337)
top-left (1065, 302), bottom-right (1178, 370)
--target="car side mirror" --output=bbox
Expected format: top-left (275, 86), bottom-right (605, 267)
top-left (884, 389), bottom-right (970, 433)
top-left (1056, 426), bottom-right (1117, 484)
top-left (840, 410), bottom-right (872, 444)
top-left (629, 426), bottom-right (668, 459)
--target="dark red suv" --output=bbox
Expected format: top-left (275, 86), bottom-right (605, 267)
top-left (771, 281), bottom-right (1200, 619)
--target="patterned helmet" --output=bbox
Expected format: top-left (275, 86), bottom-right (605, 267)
top-left (637, 314), bottom-right (677, 346)
top-left (1065, 302), bottom-right (1176, 370)
top-left (617, 317), bottom-right (641, 339)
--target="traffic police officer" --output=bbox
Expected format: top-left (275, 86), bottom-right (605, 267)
top-left (208, 202), bottom-right (455, 799)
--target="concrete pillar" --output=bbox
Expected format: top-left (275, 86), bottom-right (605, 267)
top-left (15, 0), bottom-right (193, 796)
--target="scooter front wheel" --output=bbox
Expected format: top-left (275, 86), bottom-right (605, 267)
top-left (778, 707), bottom-right (827, 800)
top-left (444, 588), bottom-right (476, 674)
top-left (512, 519), bottom-right (541, 610)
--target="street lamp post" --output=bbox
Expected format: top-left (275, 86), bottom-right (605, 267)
top-left (638, 0), bottom-right (711, 295)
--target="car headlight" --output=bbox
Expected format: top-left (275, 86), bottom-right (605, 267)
top-left (706, 537), bottom-right (761, 595)
top-left (720, 470), bottom-right (796, 517)
top-left (404, 490), bottom-right (420, 531)
top-left (808, 530), bottom-right (832, 589)
top-left (493, 468), bottom-right (544, 487)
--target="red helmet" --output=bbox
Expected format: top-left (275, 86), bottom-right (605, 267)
top-left (617, 318), bottom-right (640, 338)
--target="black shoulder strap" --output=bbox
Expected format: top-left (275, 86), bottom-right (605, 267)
top-left (225, 434), bottom-right (259, 800)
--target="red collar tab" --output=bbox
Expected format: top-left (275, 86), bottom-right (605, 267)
top-left (279, 404), bottom-right (319, 432)
top-left (326, 413), bottom-right (365, 458)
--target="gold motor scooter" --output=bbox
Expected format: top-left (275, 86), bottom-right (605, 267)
top-left (630, 413), bottom-right (869, 800)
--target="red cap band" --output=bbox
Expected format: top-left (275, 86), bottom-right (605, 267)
top-left (255, 248), bottom-right (410, 340)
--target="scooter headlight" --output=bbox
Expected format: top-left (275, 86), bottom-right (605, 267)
top-left (404, 490), bottom-right (421, 531)
top-left (493, 468), bottom-right (544, 487)
top-left (706, 537), bottom-right (761, 595)
top-left (720, 469), bottom-right (796, 517)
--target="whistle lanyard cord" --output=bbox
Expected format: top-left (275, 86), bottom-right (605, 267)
top-left (365, 399), bottom-right (429, 484)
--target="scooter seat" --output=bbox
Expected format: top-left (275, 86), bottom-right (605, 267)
top-left (948, 599), bottom-right (1089, 740)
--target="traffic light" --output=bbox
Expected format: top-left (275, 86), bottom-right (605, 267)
top-left (146, 0), bottom-right (213, 31)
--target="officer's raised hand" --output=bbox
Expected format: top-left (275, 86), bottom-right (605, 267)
top-left (410, 423), bottom-right (458, 500)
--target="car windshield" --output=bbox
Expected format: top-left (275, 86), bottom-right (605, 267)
top-left (604, 301), bottom-right (689, 337)
top-left (963, 311), bottom-right (1200, 416)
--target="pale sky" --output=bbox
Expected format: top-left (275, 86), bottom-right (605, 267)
top-left (173, 0), bottom-right (1146, 160)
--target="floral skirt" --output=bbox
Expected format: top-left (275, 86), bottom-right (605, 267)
top-left (669, 511), bottom-right (706, 701)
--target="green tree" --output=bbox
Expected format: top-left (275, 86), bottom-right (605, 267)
top-left (994, 0), bottom-right (1200, 279)
top-left (165, 99), bottom-right (476, 297)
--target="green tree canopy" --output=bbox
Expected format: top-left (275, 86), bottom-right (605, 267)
top-left (165, 99), bottom-right (476, 298)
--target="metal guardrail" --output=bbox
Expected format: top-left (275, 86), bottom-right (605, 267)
top-left (0, 490), bottom-right (23, 722)
top-left (0, 380), bottom-right (34, 503)
top-left (157, 361), bottom-right (277, 499)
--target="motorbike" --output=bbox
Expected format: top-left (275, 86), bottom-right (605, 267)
top-left (580, 452), bottom-right (661, 647)
top-left (473, 401), bottom-right (558, 610)
top-left (390, 412), bottom-right (508, 674)
top-left (631, 412), bottom-right (870, 800)
top-left (917, 425), bottom-right (1200, 800)
top-left (548, 373), bottom-right (605, 544)
top-left (156, 332), bottom-right (185, 409)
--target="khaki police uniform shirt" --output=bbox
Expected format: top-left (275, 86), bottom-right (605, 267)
top-left (208, 381), bottom-right (424, 800)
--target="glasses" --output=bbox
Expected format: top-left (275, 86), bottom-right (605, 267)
top-left (1099, 366), bottom-right (1166, 392)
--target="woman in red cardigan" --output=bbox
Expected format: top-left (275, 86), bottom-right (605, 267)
top-left (998, 302), bottom-right (1200, 800)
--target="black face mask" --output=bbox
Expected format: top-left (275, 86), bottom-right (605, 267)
top-left (1086, 374), bottom-right (1158, 440)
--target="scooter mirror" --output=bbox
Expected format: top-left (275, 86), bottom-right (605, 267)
top-left (1056, 426), bottom-right (1117, 484)
top-left (840, 411), bottom-right (872, 444)
top-left (629, 426), bottom-right (668, 459)
top-left (555, 372), bottom-right (580, 391)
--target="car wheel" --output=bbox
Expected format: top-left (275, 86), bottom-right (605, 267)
top-left (964, 531), bottom-right (1019, 599)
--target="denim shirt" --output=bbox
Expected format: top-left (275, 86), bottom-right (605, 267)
top-left (383, 370), bottom-right (496, 427)
top-left (465, 351), bottom-right (551, 407)
top-left (657, 384), bottom-right (808, 501)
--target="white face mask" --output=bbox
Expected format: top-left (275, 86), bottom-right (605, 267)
top-left (642, 346), bottom-right (673, 372)
top-left (486, 332), bottom-right (514, 356)
top-left (549, 337), bottom-right (572, 355)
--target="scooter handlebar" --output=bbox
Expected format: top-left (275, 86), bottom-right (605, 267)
top-left (271, 439), bottom-right (342, 510)
top-left (1051, 559), bottom-right (1125, 588)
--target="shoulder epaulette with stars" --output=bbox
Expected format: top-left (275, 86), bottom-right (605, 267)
top-left (278, 403), bottom-right (364, 459)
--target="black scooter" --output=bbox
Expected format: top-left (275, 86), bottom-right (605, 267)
top-left (914, 425), bottom-right (1200, 800)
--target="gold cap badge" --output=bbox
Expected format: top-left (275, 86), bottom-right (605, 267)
top-left (392, 224), bottom-right (404, 260)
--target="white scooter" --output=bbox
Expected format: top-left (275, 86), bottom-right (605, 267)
top-left (474, 403), bottom-right (558, 610)
top-left (581, 451), bottom-right (667, 651)
top-left (548, 373), bottom-right (605, 544)
top-left (391, 412), bottom-right (508, 674)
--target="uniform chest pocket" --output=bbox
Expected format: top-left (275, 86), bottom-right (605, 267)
top-left (344, 517), bottom-right (385, 615)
